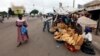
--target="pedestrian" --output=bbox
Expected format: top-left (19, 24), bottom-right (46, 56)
top-left (16, 14), bottom-right (29, 47)
top-left (0, 15), bottom-right (4, 23)
top-left (42, 15), bottom-right (52, 32)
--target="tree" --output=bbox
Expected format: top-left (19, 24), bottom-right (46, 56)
top-left (30, 9), bottom-right (39, 15)
top-left (8, 8), bottom-right (15, 18)
top-left (0, 11), bottom-right (7, 17)
top-left (8, 8), bottom-right (14, 15)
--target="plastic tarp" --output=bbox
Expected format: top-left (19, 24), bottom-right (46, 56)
top-left (77, 16), bottom-right (97, 29)
top-left (64, 7), bottom-right (77, 13)
top-left (54, 7), bottom-right (68, 15)
top-left (54, 7), bottom-right (77, 15)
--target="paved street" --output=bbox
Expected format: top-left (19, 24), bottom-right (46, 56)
top-left (0, 17), bottom-right (100, 56)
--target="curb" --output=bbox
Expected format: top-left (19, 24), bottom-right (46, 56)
top-left (93, 41), bottom-right (100, 52)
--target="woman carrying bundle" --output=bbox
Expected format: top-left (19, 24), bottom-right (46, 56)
top-left (16, 14), bottom-right (29, 47)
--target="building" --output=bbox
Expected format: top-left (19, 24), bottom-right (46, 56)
top-left (84, 0), bottom-right (100, 20)
top-left (84, 0), bottom-right (100, 34)
top-left (11, 5), bottom-right (25, 14)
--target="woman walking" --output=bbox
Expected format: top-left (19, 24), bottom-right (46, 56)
top-left (16, 14), bottom-right (29, 47)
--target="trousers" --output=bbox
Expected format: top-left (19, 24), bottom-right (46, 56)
top-left (43, 21), bottom-right (50, 32)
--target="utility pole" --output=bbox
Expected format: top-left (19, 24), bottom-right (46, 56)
top-left (73, 0), bottom-right (75, 8)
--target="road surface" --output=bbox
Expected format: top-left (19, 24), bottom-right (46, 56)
top-left (0, 17), bottom-right (100, 56)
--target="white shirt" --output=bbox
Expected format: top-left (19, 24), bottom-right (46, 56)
top-left (47, 17), bottom-right (53, 27)
top-left (42, 16), bottom-right (52, 22)
top-left (82, 32), bottom-right (92, 41)
top-left (42, 17), bottom-right (47, 22)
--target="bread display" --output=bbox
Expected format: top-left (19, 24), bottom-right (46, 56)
top-left (52, 22), bottom-right (84, 51)
top-left (54, 31), bottom-right (60, 36)
top-left (57, 23), bottom-right (66, 29)
top-left (49, 27), bottom-right (56, 32)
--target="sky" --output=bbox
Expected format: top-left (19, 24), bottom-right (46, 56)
top-left (0, 0), bottom-right (93, 13)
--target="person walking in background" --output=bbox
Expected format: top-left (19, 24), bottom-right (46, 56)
top-left (42, 15), bottom-right (52, 32)
top-left (0, 15), bottom-right (4, 23)
top-left (16, 14), bottom-right (29, 47)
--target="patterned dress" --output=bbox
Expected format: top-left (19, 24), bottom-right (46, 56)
top-left (16, 19), bottom-right (29, 43)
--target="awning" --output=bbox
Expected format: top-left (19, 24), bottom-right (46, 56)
top-left (54, 7), bottom-right (77, 15)
top-left (77, 16), bottom-right (97, 28)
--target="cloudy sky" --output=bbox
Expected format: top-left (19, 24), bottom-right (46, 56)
top-left (0, 0), bottom-right (93, 13)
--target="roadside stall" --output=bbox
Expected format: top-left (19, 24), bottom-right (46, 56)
top-left (48, 2), bottom-right (97, 54)
top-left (50, 21), bottom-right (84, 52)
top-left (49, 5), bottom-right (85, 52)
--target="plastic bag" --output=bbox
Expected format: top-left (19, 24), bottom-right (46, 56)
top-left (21, 25), bottom-right (27, 35)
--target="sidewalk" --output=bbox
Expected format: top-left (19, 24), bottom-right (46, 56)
top-left (92, 32), bottom-right (100, 52)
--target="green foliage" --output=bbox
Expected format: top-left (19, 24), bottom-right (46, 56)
top-left (0, 11), bottom-right (7, 17)
top-left (30, 9), bottom-right (39, 15)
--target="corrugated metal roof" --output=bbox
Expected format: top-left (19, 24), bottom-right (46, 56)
top-left (84, 0), bottom-right (100, 7)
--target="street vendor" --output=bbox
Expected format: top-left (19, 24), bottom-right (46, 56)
top-left (81, 26), bottom-right (95, 55)
top-left (0, 15), bottom-right (4, 23)
top-left (82, 26), bottom-right (92, 42)
top-left (61, 15), bottom-right (71, 25)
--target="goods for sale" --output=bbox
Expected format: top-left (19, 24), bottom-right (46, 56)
top-left (54, 35), bottom-right (61, 39)
top-left (52, 21), bottom-right (85, 51)
top-left (60, 29), bottom-right (67, 34)
top-left (67, 27), bottom-right (72, 31)
top-left (54, 31), bottom-right (60, 36)
top-left (60, 33), bottom-right (70, 41)
top-left (76, 35), bottom-right (84, 46)
top-left (54, 33), bottom-right (63, 41)
top-left (74, 45), bottom-right (81, 50)
top-left (68, 29), bottom-right (75, 36)
top-left (57, 23), bottom-right (66, 29)
top-left (49, 27), bottom-right (56, 33)
top-left (67, 37), bottom-right (73, 45)
top-left (73, 33), bottom-right (78, 44)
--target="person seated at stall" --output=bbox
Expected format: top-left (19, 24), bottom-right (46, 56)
top-left (83, 26), bottom-right (92, 42)
top-left (74, 23), bottom-right (83, 35)
top-left (61, 15), bottom-right (71, 25)
top-left (70, 14), bottom-right (83, 35)
top-left (70, 14), bottom-right (79, 29)
top-left (81, 26), bottom-right (95, 55)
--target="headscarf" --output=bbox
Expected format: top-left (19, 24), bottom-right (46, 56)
top-left (85, 27), bottom-right (92, 34)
